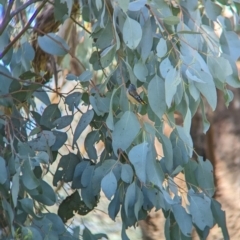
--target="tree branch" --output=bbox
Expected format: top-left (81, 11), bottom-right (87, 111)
top-left (0, 0), bottom-right (48, 60)
top-left (0, 0), bottom-right (15, 35)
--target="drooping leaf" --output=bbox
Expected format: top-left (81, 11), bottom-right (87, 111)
top-left (188, 191), bottom-right (214, 230)
top-left (101, 171), bottom-right (117, 200)
top-left (65, 92), bottom-right (82, 112)
top-left (172, 204), bottom-right (192, 237)
top-left (53, 153), bottom-right (80, 186)
top-left (138, 18), bottom-right (153, 62)
top-left (0, 157), bottom-right (7, 184)
top-left (196, 157), bottom-right (215, 197)
top-left (157, 38), bottom-right (167, 58)
top-left (72, 109), bottom-right (94, 147)
top-left (211, 199), bottom-right (229, 240)
top-left (20, 198), bottom-right (42, 219)
top-left (124, 181), bottom-right (136, 217)
top-left (133, 61), bottom-right (148, 82)
top-left (40, 104), bottom-right (61, 129)
top-left (123, 16), bottom-right (142, 50)
top-left (21, 158), bottom-right (40, 190)
top-left (112, 111), bottom-right (141, 155)
top-left (84, 131), bottom-right (100, 161)
top-left (148, 75), bottom-right (166, 119)
top-left (129, 142), bottom-right (148, 183)
top-left (121, 164), bottom-right (133, 183)
top-left (106, 88), bottom-right (118, 130)
top-left (128, 0), bottom-right (146, 11)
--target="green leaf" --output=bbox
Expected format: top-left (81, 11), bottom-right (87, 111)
top-left (90, 94), bottom-right (110, 116)
top-left (51, 130), bottom-right (67, 151)
top-left (139, 18), bottom-right (153, 62)
top-left (159, 57), bottom-right (173, 78)
top-left (146, 144), bottom-right (164, 187)
top-left (30, 180), bottom-right (56, 206)
top-left (72, 109), bottom-right (94, 147)
top-left (20, 198), bottom-right (42, 219)
top-left (207, 56), bottom-right (233, 83)
top-left (72, 161), bottom-right (90, 189)
top-left (163, 16), bottom-right (180, 25)
top-left (11, 170), bottom-right (20, 207)
top-left (133, 61), bottom-right (148, 82)
top-left (194, 71), bottom-right (217, 111)
top-left (65, 92), bottom-right (82, 112)
top-left (124, 181), bottom-right (136, 217)
top-left (54, 0), bottom-right (69, 22)
top-left (66, 73), bottom-right (77, 81)
top-left (92, 159), bottom-right (117, 195)
top-left (21, 158), bottom-right (40, 190)
top-left (33, 87), bottom-right (51, 106)
top-left (164, 215), bottom-right (171, 240)
top-left (188, 191), bottom-right (214, 230)
top-left (101, 171), bottom-right (117, 200)
top-left (40, 104), bottom-right (61, 129)
top-left (83, 226), bottom-right (95, 240)
top-left (129, 142), bottom-right (148, 183)
top-left (196, 157), bottom-right (215, 197)
top-left (84, 131), bottom-right (100, 161)
top-left (53, 115), bottom-right (73, 129)
top-left (176, 126), bottom-right (193, 157)
top-left (81, 165), bottom-right (94, 187)
top-left (115, 0), bottom-right (129, 11)
top-left (78, 70), bottom-right (93, 82)
top-left (157, 133), bottom-right (173, 172)
top-left (134, 185), bottom-right (144, 220)
top-left (211, 199), bottom-right (229, 240)
top-left (53, 153), bottom-right (80, 186)
top-left (112, 111), bottom-right (141, 155)
top-left (148, 75), bottom-right (166, 119)
top-left (2, 199), bottom-right (14, 235)
top-left (121, 164), bottom-right (133, 183)
top-left (38, 33), bottom-right (69, 56)
top-left (204, 0), bottom-right (222, 21)
top-left (200, 99), bottom-right (210, 133)
top-left (21, 227), bottom-right (42, 239)
top-left (123, 16), bottom-right (142, 50)
top-left (165, 68), bottom-right (180, 107)
top-left (220, 30), bottom-right (240, 62)
top-left (128, 0), bottom-right (146, 11)
top-left (108, 187), bottom-right (120, 220)
top-left (184, 160), bottom-right (198, 191)
top-left (157, 38), bottom-right (167, 58)
top-left (0, 156), bottom-right (7, 184)
top-left (95, 20), bottom-right (115, 49)
top-left (172, 204), bottom-right (192, 237)
top-left (28, 130), bottom-right (56, 151)
top-left (106, 88), bottom-right (118, 130)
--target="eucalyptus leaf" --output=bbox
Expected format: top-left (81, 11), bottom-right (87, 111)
top-left (72, 109), bottom-right (94, 147)
top-left (112, 111), bottom-right (141, 155)
top-left (148, 75), bottom-right (166, 119)
top-left (123, 16), bottom-right (142, 50)
top-left (101, 171), bottom-right (117, 200)
top-left (38, 33), bottom-right (69, 56)
top-left (129, 142), bottom-right (148, 183)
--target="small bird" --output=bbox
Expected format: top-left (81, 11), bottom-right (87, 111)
top-left (127, 83), bottom-right (146, 105)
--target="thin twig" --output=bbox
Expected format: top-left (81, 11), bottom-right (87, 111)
top-left (0, 0), bottom-right (15, 35)
top-left (0, 0), bottom-right (48, 59)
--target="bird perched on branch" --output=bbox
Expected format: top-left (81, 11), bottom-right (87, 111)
top-left (127, 83), bottom-right (146, 105)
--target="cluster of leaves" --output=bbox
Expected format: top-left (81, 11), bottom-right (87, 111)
top-left (1, 0), bottom-right (240, 239)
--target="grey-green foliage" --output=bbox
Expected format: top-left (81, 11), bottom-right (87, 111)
top-left (0, 0), bottom-right (238, 239)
